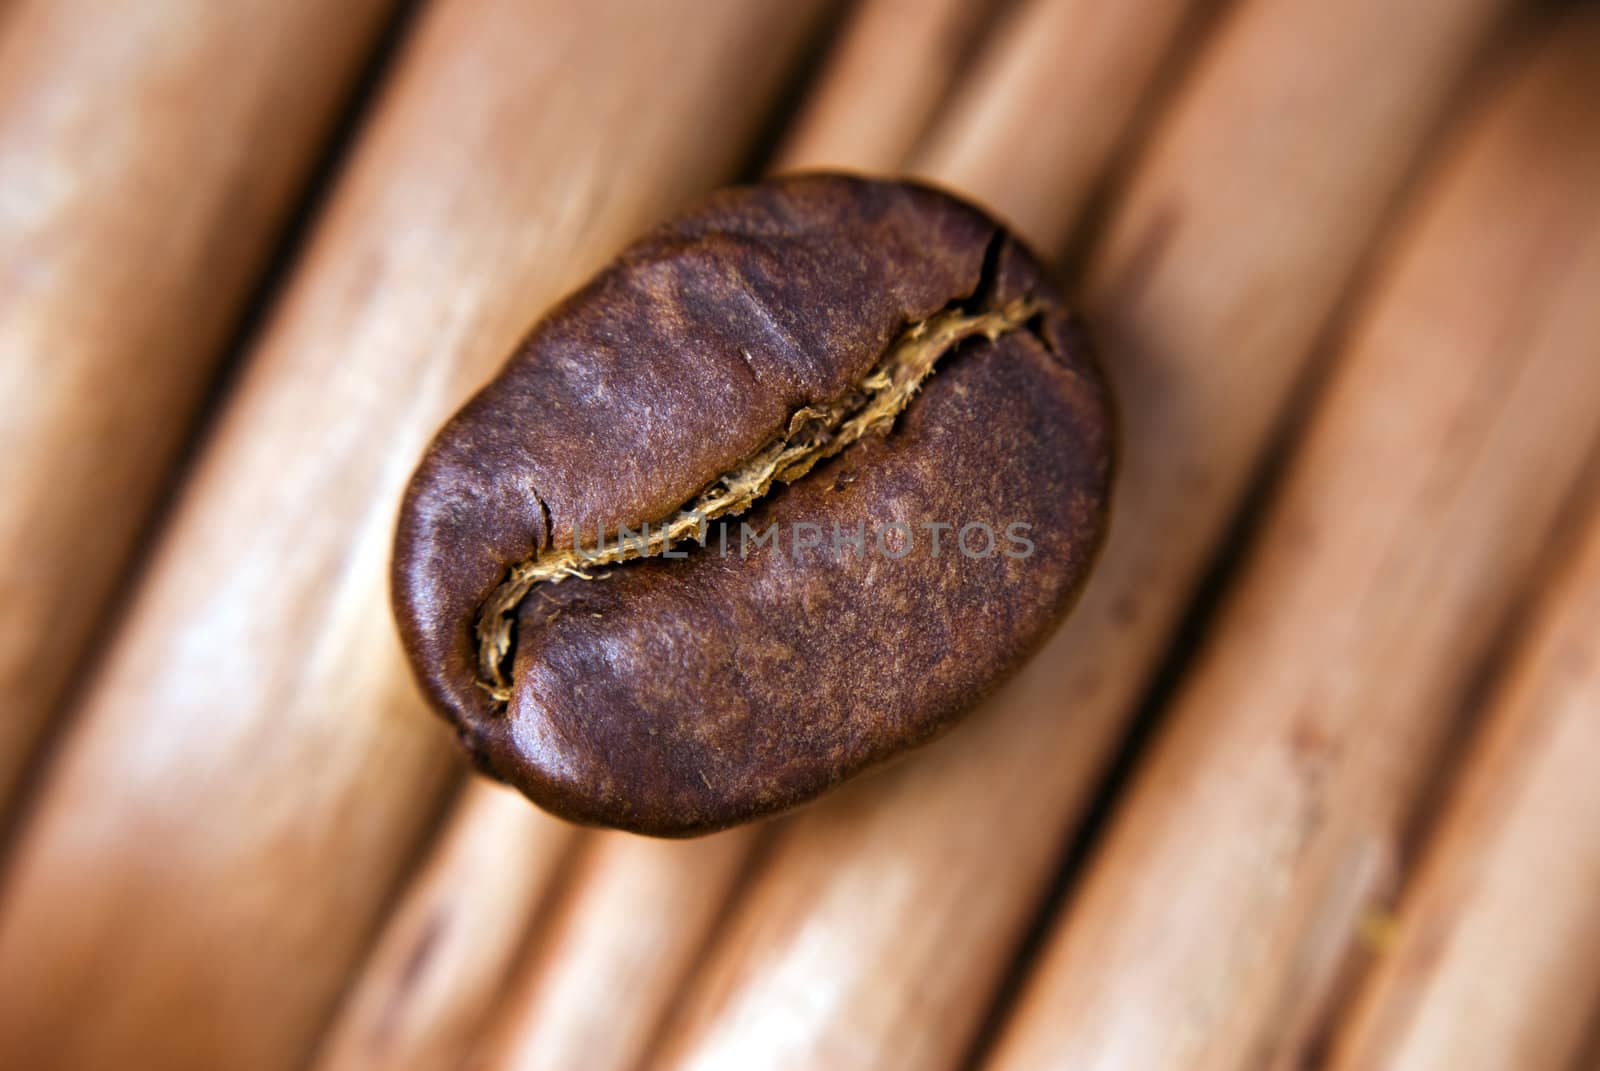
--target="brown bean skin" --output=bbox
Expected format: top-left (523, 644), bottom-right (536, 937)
top-left (393, 174), bottom-right (1114, 836)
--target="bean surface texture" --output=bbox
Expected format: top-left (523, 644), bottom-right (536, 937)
top-left (393, 174), bottom-right (1114, 835)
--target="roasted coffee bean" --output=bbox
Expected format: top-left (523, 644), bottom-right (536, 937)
top-left (393, 174), bottom-right (1114, 836)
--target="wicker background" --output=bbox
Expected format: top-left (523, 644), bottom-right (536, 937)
top-left (2, 1), bottom-right (1598, 1068)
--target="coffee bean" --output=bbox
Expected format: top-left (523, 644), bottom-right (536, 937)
top-left (393, 174), bottom-right (1114, 836)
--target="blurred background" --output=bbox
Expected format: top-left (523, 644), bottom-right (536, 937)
top-left (2, 0), bottom-right (1599, 1068)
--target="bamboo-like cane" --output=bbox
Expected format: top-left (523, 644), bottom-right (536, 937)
top-left (770, 0), bottom-right (1000, 174)
top-left (0, 3), bottom-right (834, 1070)
top-left (472, 831), bottom-right (755, 1071)
top-left (436, 3), bottom-right (1206, 1067)
top-left (1326, 516), bottom-right (1600, 1062)
top-left (0, 0), bottom-right (395, 814)
top-left (308, 784), bottom-right (572, 1071)
top-left (651, 0), bottom-right (1516, 1067)
top-left (909, 0), bottom-right (1206, 247)
top-left (985, 12), bottom-right (1600, 1069)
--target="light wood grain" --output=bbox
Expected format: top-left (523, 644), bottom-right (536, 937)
top-left (771, 0), bottom-right (1000, 174)
top-left (0, 0), bottom-right (395, 814)
top-left (1330, 505), bottom-right (1600, 1071)
top-left (651, 0), bottom-right (1513, 1067)
top-left (472, 830), bottom-right (753, 1071)
top-left (0, 3), bottom-right (833, 1070)
top-left (308, 784), bottom-right (572, 1071)
top-left (1328, 447), bottom-right (1600, 1059)
top-left (985, 13), bottom-right (1600, 1068)
top-left (910, 0), bottom-right (1202, 246)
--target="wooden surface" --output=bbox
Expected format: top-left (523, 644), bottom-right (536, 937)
top-left (0, 0), bottom-right (396, 816)
top-left (1330, 465), bottom-right (1600, 1071)
top-left (2, 2), bottom-right (1598, 1069)
top-left (987, 12), bottom-right (1600, 1065)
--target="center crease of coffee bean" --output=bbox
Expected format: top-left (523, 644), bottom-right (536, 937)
top-left (473, 293), bottom-right (1044, 706)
